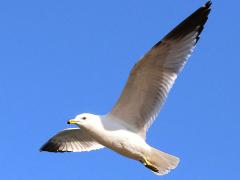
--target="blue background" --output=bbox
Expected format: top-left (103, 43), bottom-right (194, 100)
top-left (0, 0), bottom-right (239, 179)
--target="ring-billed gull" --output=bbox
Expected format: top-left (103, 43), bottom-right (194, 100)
top-left (40, 1), bottom-right (211, 175)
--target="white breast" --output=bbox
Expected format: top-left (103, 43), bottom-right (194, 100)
top-left (84, 116), bottom-right (150, 160)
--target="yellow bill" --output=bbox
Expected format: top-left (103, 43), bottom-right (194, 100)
top-left (67, 119), bottom-right (78, 124)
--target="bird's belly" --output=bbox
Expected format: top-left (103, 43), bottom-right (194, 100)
top-left (88, 127), bottom-right (149, 160)
top-left (108, 133), bottom-right (146, 160)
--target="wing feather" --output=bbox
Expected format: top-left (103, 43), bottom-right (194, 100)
top-left (109, 2), bottom-right (211, 138)
top-left (40, 128), bottom-right (104, 152)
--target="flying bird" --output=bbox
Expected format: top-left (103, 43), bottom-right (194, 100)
top-left (40, 1), bottom-right (211, 175)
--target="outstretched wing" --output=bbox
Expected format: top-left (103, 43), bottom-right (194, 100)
top-left (109, 2), bottom-right (211, 138)
top-left (40, 128), bottom-right (104, 152)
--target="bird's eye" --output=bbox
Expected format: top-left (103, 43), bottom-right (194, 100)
top-left (82, 117), bottom-right (86, 120)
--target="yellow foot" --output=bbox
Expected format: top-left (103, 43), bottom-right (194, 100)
top-left (140, 157), bottom-right (159, 173)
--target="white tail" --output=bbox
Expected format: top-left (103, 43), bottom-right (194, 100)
top-left (145, 147), bottom-right (180, 175)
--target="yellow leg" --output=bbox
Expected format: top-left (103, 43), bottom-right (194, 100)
top-left (142, 157), bottom-right (159, 173)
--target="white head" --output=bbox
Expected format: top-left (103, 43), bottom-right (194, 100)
top-left (67, 113), bottom-right (100, 128)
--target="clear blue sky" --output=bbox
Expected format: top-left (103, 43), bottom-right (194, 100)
top-left (0, 0), bottom-right (239, 179)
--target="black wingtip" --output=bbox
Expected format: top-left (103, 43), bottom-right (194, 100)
top-left (203, 1), bottom-right (212, 14)
top-left (153, 1), bottom-right (212, 49)
top-left (171, 1), bottom-right (211, 42)
top-left (205, 1), bottom-right (212, 9)
top-left (40, 141), bottom-right (72, 153)
top-left (202, 1), bottom-right (212, 18)
top-left (194, 1), bottom-right (212, 43)
top-left (40, 141), bottom-right (61, 153)
top-left (39, 146), bottom-right (47, 152)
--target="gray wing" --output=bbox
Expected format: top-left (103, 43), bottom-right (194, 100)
top-left (40, 128), bottom-right (104, 152)
top-left (109, 2), bottom-right (211, 138)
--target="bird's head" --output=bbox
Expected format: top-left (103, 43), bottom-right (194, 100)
top-left (67, 113), bottom-right (99, 128)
